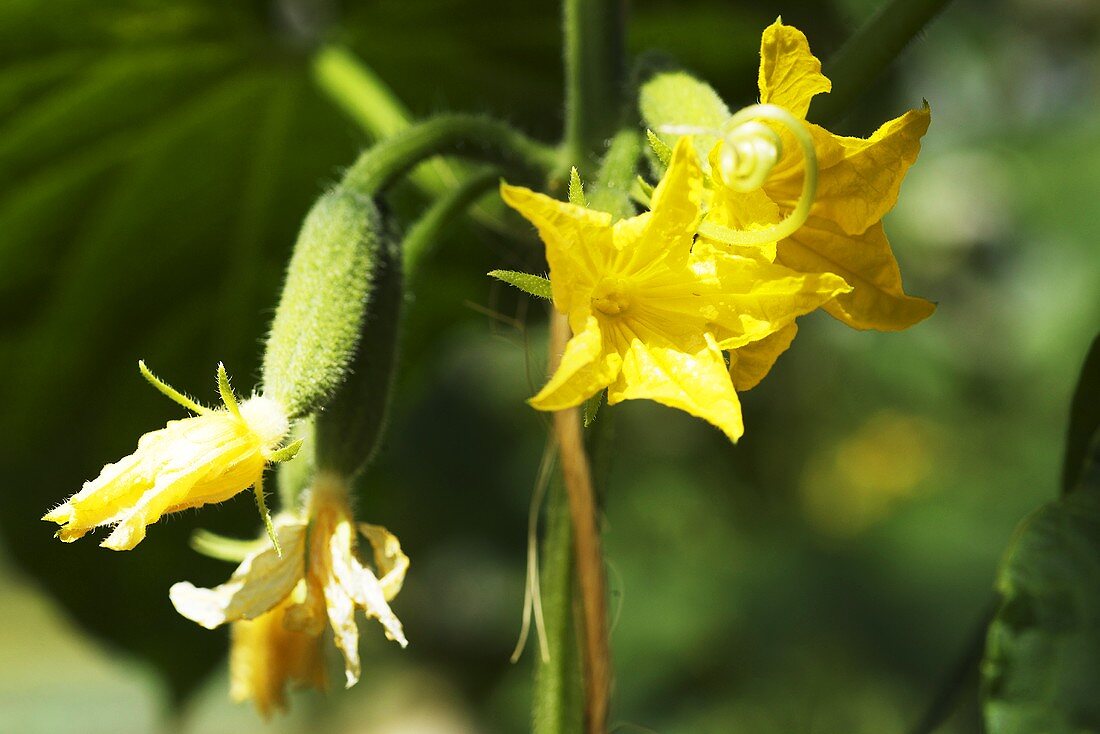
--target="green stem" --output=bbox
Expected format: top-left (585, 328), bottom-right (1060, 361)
top-left (342, 114), bottom-right (557, 196)
top-left (533, 480), bottom-right (585, 734)
top-left (553, 6), bottom-right (627, 731)
top-left (813, 0), bottom-right (953, 125)
top-left (313, 45), bottom-right (463, 196)
top-left (563, 0), bottom-right (626, 171)
top-left (403, 167), bottom-right (500, 280)
top-left (587, 128), bottom-right (641, 220)
top-left (313, 45), bottom-right (411, 140)
top-left (313, 45), bottom-right (521, 236)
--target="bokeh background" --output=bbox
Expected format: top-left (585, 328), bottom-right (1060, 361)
top-left (2, 0), bottom-right (1098, 732)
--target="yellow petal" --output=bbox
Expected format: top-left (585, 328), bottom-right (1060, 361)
top-left (529, 315), bottom-right (623, 411)
top-left (360, 523), bottom-right (410, 602)
top-left (728, 322), bottom-right (798, 391)
top-left (702, 253), bottom-right (850, 349)
top-left (499, 183), bottom-right (612, 314)
top-left (328, 520), bottom-right (407, 649)
top-left (45, 392), bottom-right (289, 550)
top-left (169, 520), bottom-right (307, 629)
top-left (323, 520), bottom-right (365, 688)
top-left (608, 327), bottom-right (744, 443)
top-left (636, 137), bottom-right (703, 251)
top-left (779, 216), bottom-right (935, 330)
top-left (229, 591), bottom-right (326, 720)
top-left (769, 107), bottom-right (931, 235)
top-left (758, 19), bottom-right (831, 119)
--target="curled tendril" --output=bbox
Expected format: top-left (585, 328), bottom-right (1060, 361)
top-left (658, 103), bottom-right (818, 247)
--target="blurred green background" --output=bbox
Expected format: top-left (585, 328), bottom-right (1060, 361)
top-left (2, 0), bottom-right (1098, 732)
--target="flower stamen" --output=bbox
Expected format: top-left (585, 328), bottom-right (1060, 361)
top-left (591, 278), bottom-right (631, 316)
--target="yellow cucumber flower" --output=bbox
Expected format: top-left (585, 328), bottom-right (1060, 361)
top-left (501, 138), bottom-right (850, 442)
top-left (170, 473), bottom-right (407, 709)
top-left (42, 362), bottom-right (299, 551)
top-left (705, 18), bottom-right (934, 332)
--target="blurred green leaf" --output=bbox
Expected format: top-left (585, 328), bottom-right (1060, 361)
top-left (1062, 333), bottom-right (1100, 494)
top-left (0, 0), bottom-right (564, 708)
top-left (982, 441), bottom-right (1100, 734)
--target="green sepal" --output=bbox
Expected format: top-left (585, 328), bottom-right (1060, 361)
top-left (582, 390), bottom-right (603, 428)
top-left (216, 362), bottom-right (241, 419)
top-left (262, 187), bottom-right (384, 419)
top-left (632, 176), bottom-right (654, 207)
top-left (568, 167), bottom-right (587, 207)
top-left (645, 128), bottom-right (672, 167)
top-left (489, 270), bottom-right (553, 301)
top-left (277, 419), bottom-right (315, 511)
top-left (252, 475), bottom-right (281, 557)
top-left (267, 438), bottom-right (305, 464)
top-left (137, 360), bottom-right (209, 415)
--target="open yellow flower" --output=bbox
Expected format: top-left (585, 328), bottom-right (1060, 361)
top-left (705, 18), bottom-right (934, 332)
top-left (170, 472), bottom-right (407, 708)
top-left (42, 362), bottom-right (298, 551)
top-left (501, 137), bottom-right (849, 442)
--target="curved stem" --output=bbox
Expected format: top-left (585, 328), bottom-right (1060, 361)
top-left (342, 114), bottom-right (558, 196)
top-left (550, 312), bottom-right (612, 734)
top-left (402, 167), bottom-right (500, 280)
top-left (313, 46), bottom-right (517, 234)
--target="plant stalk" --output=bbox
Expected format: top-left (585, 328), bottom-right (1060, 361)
top-left (550, 312), bottom-right (612, 734)
top-left (563, 0), bottom-right (626, 171)
top-left (342, 114), bottom-right (557, 196)
top-left (814, 0), bottom-right (953, 125)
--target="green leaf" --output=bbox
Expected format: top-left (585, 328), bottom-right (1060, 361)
top-left (489, 269), bottom-right (553, 300)
top-left (982, 445), bottom-right (1100, 734)
top-left (1063, 333), bottom-right (1100, 494)
top-left (0, 0), bottom-right (569, 708)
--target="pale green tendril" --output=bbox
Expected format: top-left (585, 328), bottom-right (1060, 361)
top-left (659, 103), bottom-right (818, 247)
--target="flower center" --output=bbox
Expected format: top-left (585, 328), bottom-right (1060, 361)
top-left (591, 278), bottom-right (631, 316)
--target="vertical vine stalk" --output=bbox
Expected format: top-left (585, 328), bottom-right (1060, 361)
top-left (556, 0), bottom-right (625, 730)
top-left (550, 311), bottom-right (612, 734)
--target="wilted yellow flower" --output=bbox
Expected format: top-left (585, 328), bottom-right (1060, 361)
top-left (229, 593), bottom-right (327, 719)
top-left (501, 138), bottom-right (849, 442)
top-left (706, 18), bottom-right (934, 332)
top-left (43, 362), bottom-right (298, 551)
top-left (170, 472), bottom-right (407, 711)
